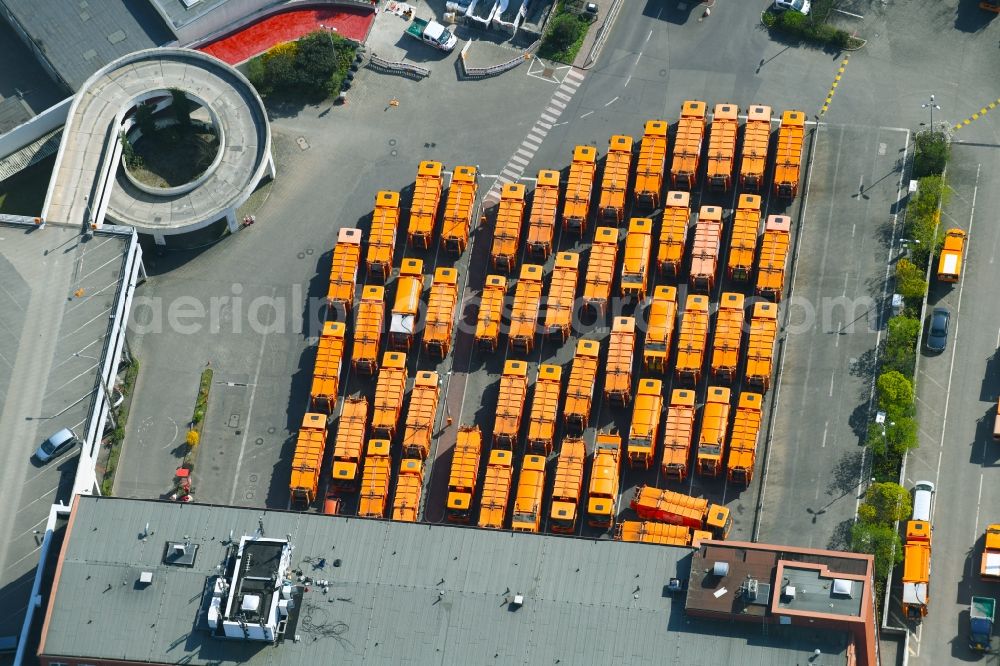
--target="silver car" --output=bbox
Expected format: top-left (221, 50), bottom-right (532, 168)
top-left (774, 0), bottom-right (811, 14)
top-left (34, 428), bottom-right (80, 463)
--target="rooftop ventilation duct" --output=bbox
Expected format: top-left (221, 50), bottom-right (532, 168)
top-left (712, 561), bottom-right (729, 577)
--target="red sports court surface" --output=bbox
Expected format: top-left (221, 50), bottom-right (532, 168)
top-left (200, 7), bottom-right (374, 65)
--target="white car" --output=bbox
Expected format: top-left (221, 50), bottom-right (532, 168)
top-left (34, 428), bottom-right (80, 463)
top-left (774, 0), bottom-right (811, 14)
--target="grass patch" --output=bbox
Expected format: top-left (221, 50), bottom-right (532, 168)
top-left (762, 6), bottom-right (859, 50)
top-left (100, 358), bottom-right (140, 496)
top-left (0, 157), bottom-right (54, 216)
top-left (538, 3), bottom-right (592, 64)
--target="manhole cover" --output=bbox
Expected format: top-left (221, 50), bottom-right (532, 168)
top-left (306, 248), bottom-right (314, 255)
top-left (391, 149), bottom-right (398, 157)
top-left (256, 438), bottom-right (264, 446)
top-left (249, 474), bottom-right (258, 483)
top-left (268, 427), bottom-right (276, 434)
top-left (296, 136), bottom-right (310, 150)
top-left (245, 491), bottom-right (255, 500)
top-left (298, 252), bottom-right (306, 259)
top-left (229, 414), bottom-right (240, 427)
top-left (389, 138), bottom-right (397, 146)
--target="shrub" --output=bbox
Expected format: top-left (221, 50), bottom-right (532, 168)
top-left (767, 7), bottom-right (851, 49)
top-left (186, 429), bottom-right (200, 447)
top-left (170, 88), bottom-right (192, 127)
top-left (876, 370), bottom-right (914, 419)
top-left (858, 482), bottom-right (912, 525)
top-left (135, 103), bottom-right (157, 138)
top-left (851, 521), bottom-right (904, 581)
top-left (247, 33), bottom-right (356, 99)
top-left (539, 8), bottom-right (589, 62)
top-left (884, 315), bottom-right (919, 376)
top-left (894, 259), bottom-right (927, 301)
top-left (914, 131), bottom-right (949, 177)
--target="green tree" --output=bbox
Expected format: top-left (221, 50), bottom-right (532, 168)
top-left (895, 259), bottom-right (927, 300)
top-left (135, 102), bottom-right (157, 138)
top-left (885, 416), bottom-right (919, 456)
top-left (913, 131), bottom-right (949, 178)
top-left (542, 13), bottom-right (586, 57)
top-left (295, 32), bottom-right (339, 95)
top-left (884, 315), bottom-right (919, 376)
top-left (858, 482), bottom-right (912, 525)
top-left (851, 521), bottom-right (904, 581)
top-left (170, 89), bottom-right (192, 127)
top-left (876, 370), bottom-right (914, 418)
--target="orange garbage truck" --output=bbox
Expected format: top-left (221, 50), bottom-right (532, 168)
top-left (690, 205), bottom-right (722, 293)
top-left (630, 485), bottom-right (732, 540)
top-left (628, 378), bottom-right (663, 469)
top-left (565, 339), bottom-right (601, 435)
top-left (563, 145), bottom-right (598, 235)
top-left (327, 227), bottom-right (362, 317)
top-left (937, 228), bottom-right (967, 283)
top-left (728, 194), bottom-right (761, 282)
top-left (446, 425), bottom-right (483, 523)
top-left (697, 386), bottom-right (732, 477)
top-left (756, 215), bottom-right (791, 301)
top-left (402, 370), bottom-right (440, 460)
top-left (475, 275), bottom-right (507, 353)
top-left (371, 351), bottom-right (407, 440)
top-left (358, 438), bottom-right (393, 518)
top-left (727, 392), bottom-right (763, 485)
top-left (491, 183), bottom-right (527, 273)
top-left (441, 165), bottom-right (478, 256)
top-left (711, 292), bottom-right (745, 383)
top-left (509, 263), bottom-right (544, 355)
top-left (527, 169), bottom-right (561, 259)
top-left (616, 521), bottom-right (711, 548)
top-left (981, 524), bottom-right (1000, 581)
top-left (675, 294), bottom-right (710, 386)
top-left (390, 258), bottom-right (424, 351)
top-left (352, 285), bottom-right (385, 376)
top-left (633, 119), bottom-right (669, 210)
top-left (599, 134), bottom-right (633, 225)
top-left (643, 285), bottom-right (677, 374)
top-left (586, 430), bottom-right (622, 529)
top-left (662, 389), bottom-right (697, 482)
top-left (605, 316), bottom-right (636, 406)
top-left (366, 190), bottom-right (400, 282)
top-left (495, 360), bottom-right (529, 450)
top-left (289, 412), bottom-right (328, 509)
top-left (330, 397), bottom-right (368, 492)
top-left (310, 321), bottom-right (346, 414)
top-left (544, 252), bottom-right (580, 343)
top-left (670, 100), bottom-right (707, 190)
top-left (550, 438), bottom-right (586, 533)
top-left (739, 105), bottom-right (773, 192)
top-left (527, 364), bottom-right (562, 455)
top-left (774, 110), bottom-right (806, 199)
top-left (478, 449), bottom-right (514, 529)
top-left (583, 226), bottom-right (619, 316)
top-left (745, 302), bottom-right (779, 392)
top-left (392, 457), bottom-right (425, 523)
top-left (423, 267), bottom-right (459, 358)
top-left (408, 160), bottom-right (443, 249)
top-left (706, 103), bottom-right (738, 192)
top-left (621, 217), bottom-right (653, 301)
top-left (511, 454), bottom-right (546, 532)
top-left (657, 190), bottom-right (690, 279)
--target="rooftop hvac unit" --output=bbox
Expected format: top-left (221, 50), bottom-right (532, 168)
top-left (745, 578), bottom-right (758, 601)
top-left (277, 599), bottom-right (290, 618)
top-left (138, 571), bottom-right (153, 585)
top-left (241, 594), bottom-right (261, 613)
top-left (783, 585), bottom-right (796, 600)
top-left (712, 561), bottom-right (729, 577)
top-left (512, 594), bottom-right (524, 608)
top-left (832, 579), bottom-right (853, 598)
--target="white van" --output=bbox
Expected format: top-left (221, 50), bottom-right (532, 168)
top-left (912, 480), bottom-right (935, 522)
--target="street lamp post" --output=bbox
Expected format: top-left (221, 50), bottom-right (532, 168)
top-left (922, 94), bottom-right (941, 131)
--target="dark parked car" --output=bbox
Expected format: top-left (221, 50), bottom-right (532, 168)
top-left (926, 307), bottom-right (951, 353)
top-left (34, 428), bottom-right (80, 463)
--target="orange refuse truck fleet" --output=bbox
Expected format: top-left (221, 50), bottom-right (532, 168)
top-left (289, 412), bottom-right (328, 508)
top-left (390, 258), bottom-right (424, 351)
top-left (446, 425), bottom-right (483, 523)
top-left (475, 274), bottom-right (507, 353)
top-left (478, 449), bottom-right (514, 529)
top-left (662, 389), bottom-right (697, 482)
top-left (358, 438), bottom-right (392, 518)
top-left (330, 397), bottom-right (368, 492)
top-left (657, 191), bottom-right (690, 279)
top-left (616, 521), bottom-right (710, 548)
top-left (544, 252), bottom-right (580, 343)
top-left (584, 226), bottom-right (619, 316)
top-left (509, 263), bottom-right (544, 355)
top-left (527, 169), bottom-right (561, 259)
top-left (563, 145), bottom-right (598, 235)
top-left (756, 214), bottom-right (791, 301)
top-left (643, 285), bottom-right (677, 374)
top-left (327, 227), bottom-right (362, 317)
top-left (774, 110), bottom-right (806, 199)
top-left (628, 378), bottom-right (663, 469)
top-left (633, 119), bottom-right (669, 210)
top-left (675, 294), bottom-right (710, 386)
top-left (408, 160), bottom-right (443, 249)
top-left (599, 134), bottom-right (633, 225)
top-left (706, 103), bottom-right (738, 192)
top-left (422, 267), bottom-right (459, 358)
top-left (371, 351), bottom-right (407, 440)
top-left (527, 364), bottom-right (562, 455)
top-left (441, 165), bottom-right (478, 256)
top-left (366, 190), bottom-right (400, 282)
top-left (711, 292), bottom-right (745, 383)
top-left (745, 302), bottom-right (779, 392)
top-left (511, 454), bottom-right (547, 533)
top-left (630, 485), bottom-right (732, 540)
top-left (310, 321), bottom-right (346, 414)
top-left (697, 386), bottom-right (732, 477)
top-left (605, 316), bottom-right (636, 406)
top-left (728, 194), bottom-right (761, 282)
top-left (402, 370), bottom-right (440, 460)
top-left (352, 285), bottom-right (385, 376)
top-left (392, 457), bottom-right (425, 523)
top-left (621, 217), bottom-right (653, 301)
top-left (690, 205), bottom-right (723, 293)
top-left (565, 339), bottom-right (601, 435)
top-left (727, 392), bottom-right (763, 485)
top-left (739, 105), bottom-right (773, 192)
top-left (550, 438), bottom-right (586, 533)
top-left (587, 430), bottom-right (623, 529)
top-left (491, 183), bottom-right (527, 273)
top-left (670, 100), bottom-right (707, 190)
top-left (494, 360), bottom-right (529, 450)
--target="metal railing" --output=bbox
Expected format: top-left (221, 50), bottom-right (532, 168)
top-left (367, 53), bottom-right (430, 79)
top-left (460, 50), bottom-right (530, 79)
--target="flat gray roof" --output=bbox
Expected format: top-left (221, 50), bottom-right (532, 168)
top-left (0, 0), bottom-right (173, 90)
top-left (41, 496), bottom-right (849, 665)
top-left (779, 566), bottom-right (863, 617)
top-left (148, 0), bottom-right (236, 31)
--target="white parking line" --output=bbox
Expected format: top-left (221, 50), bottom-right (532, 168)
top-left (541, 113), bottom-right (558, 123)
top-left (550, 99), bottom-right (567, 109)
top-left (510, 154), bottom-right (529, 166)
top-left (554, 91), bottom-right (571, 101)
top-left (527, 133), bottom-right (545, 144)
top-left (521, 139), bottom-right (540, 151)
top-left (536, 120), bottom-right (553, 130)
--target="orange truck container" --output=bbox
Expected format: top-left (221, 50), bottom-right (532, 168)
top-left (616, 521), bottom-right (710, 548)
top-left (633, 119), bottom-right (669, 210)
top-left (981, 524), bottom-right (1000, 581)
top-left (774, 110), bottom-right (806, 199)
top-left (330, 397), bottom-right (368, 491)
top-left (728, 194), bottom-right (761, 282)
top-left (565, 339), bottom-right (601, 435)
top-left (509, 263), bottom-right (544, 355)
top-left (392, 458), bottom-right (424, 523)
top-left (289, 412), bottom-right (328, 508)
top-left (563, 145), bottom-right (598, 235)
top-left (402, 371), bottom-right (440, 460)
top-left (745, 302), bottom-right (779, 392)
top-left (494, 360), bottom-right (529, 450)
top-left (390, 258), bottom-right (424, 351)
top-left (630, 485), bottom-right (732, 540)
top-left (621, 217), bottom-right (653, 301)
top-left (549, 438), bottom-right (586, 533)
top-left (605, 316), bottom-right (636, 406)
top-left (423, 267), bottom-right (459, 358)
top-left (727, 392), bottom-right (763, 485)
top-left (446, 425), bottom-right (483, 523)
top-left (543, 252), bottom-right (580, 342)
top-left (310, 321), bottom-right (346, 414)
top-left (490, 183), bottom-right (527, 273)
top-left (739, 105), bottom-right (773, 192)
top-left (711, 292), bottom-right (745, 383)
top-left (408, 160), bottom-right (443, 249)
top-left (657, 190), bottom-right (690, 279)
top-left (937, 228), bottom-right (967, 282)
top-left (527, 364), bottom-right (562, 455)
top-left (599, 135), bottom-right (633, 224)
top-left (583, 226), bottom-right (619, 316)
top-left (366, 190), bottom-right (400, 282)
top-left (675, 295), bottom-right (710, 386)
top-left (670, 100), bottom-right (707, 190)
top-left (527, 169), bottom-right (561, 259)
top-left (327, 227), bottom-right (362, 316)
top-left (586, 430), bottom-right (622, 529)
top-left (697, 386), bottom-right (732, 477)
top-left (689, 205), bottom-right (722, 293)
top-left (358, 439), bottom-right (392, 518)
top-left (643, 285), bottom-right (677, 374)
top-left (475, 275), bottom-right (507, 353)
top-left (371, 351), bottom-right (407, 440)
top-left (662, 389), bottom-right (696, 482)
top-left (478, 449), bottom-right (514, 529)
top-left (756, 215), bottom-right (791, 301)
top-left (628, 378), bottom-right (663, 469)
top-left (441, 165), bottom-right (478, 255)
top-left (352, 285), bottom-right (385, 375)
top-left (511, 454), bottom-right (546, 532)
top-left (706, 103), bottom-right (739, 192)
